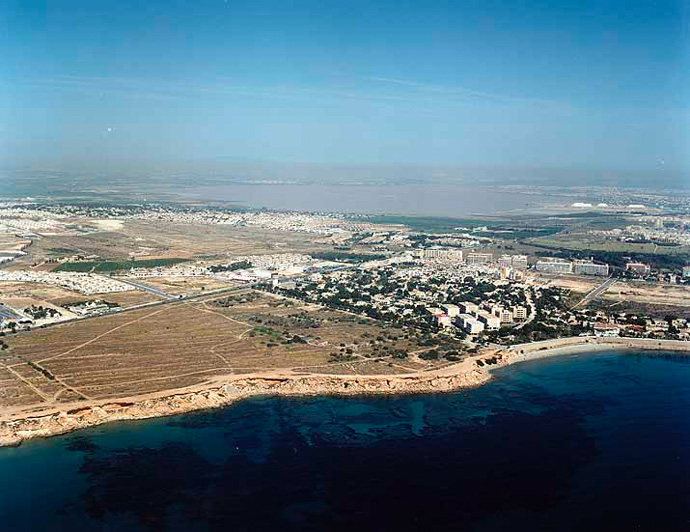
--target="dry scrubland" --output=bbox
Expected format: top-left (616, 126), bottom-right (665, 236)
top-left (0, 291), bottom-right (438, 415)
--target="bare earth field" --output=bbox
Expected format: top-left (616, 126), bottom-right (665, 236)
top-left (539, 274), bottom-right (690, 308)
top-left (13, 219), bottom-right (337, 267)
top-left (0, 281), bottom-right (161, 309)
top-left (0, 291), bottom-right (440, 417)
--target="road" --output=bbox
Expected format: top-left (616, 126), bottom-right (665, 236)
top-left (572, 277), bottom-right (617, 309)
top-left (109, 276), bottom-right (178, 300)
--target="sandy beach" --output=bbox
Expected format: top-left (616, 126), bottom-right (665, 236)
top-left (1, 336), bottom-right (688, 447)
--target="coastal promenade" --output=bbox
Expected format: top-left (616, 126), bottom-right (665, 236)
top-left (1, 336), bottom-right (688, 447)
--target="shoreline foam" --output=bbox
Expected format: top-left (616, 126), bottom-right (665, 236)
top-left (1, 336), bottom-right (688, 447)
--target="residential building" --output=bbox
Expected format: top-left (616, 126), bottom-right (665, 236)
top-left (466, 252), bottom-right (493, 265)
top-left (476, 311), bottom-right (500, 330)
top-left (436, 313), bottom-right (453, 327)
top-left (457, 314), bottom-right (485, 334)
top-left (511, 255), bottom-right (528, 270)
top-left (441, 304), bottom-right (460, 317)
top-left (458, 301), bottom-right (479, 314)
top-left (536, 258), bottom-right (573, 274)
top-left (513, 306), bottom-right (528, 320)
top-left (593, 323), bottom-right (620, 337)
top-left (626, 262), bottom-right (651, 275)
top-left (573, 260), bottom-right (609, 277)
top-left (492, 307), bottom-right (514, 323)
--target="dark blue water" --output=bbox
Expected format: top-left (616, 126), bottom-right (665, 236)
top-left (1, 350), bottom-right (688, 531)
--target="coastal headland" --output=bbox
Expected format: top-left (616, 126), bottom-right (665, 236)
top-left (1, 336), bottom-right (687, 447)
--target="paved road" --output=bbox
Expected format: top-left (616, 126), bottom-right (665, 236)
top-left (572, 277), bottom-right (617, 309)
top-left (110, 276), bottom-right (177, 300)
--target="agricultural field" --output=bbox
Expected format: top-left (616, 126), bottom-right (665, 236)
top-left (0, 291), bottom-right (446, 414)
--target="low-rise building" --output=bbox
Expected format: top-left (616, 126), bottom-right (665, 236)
top-left (626, 262), bottom-right (651, 275)
top-left (593, 323), bottom-right (620, 337)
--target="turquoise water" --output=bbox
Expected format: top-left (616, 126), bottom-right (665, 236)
top-left (0, 350), bottom-right (688, 531)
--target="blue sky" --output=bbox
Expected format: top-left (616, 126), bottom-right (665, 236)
top-left (1, 0), bottom-right (688, 173)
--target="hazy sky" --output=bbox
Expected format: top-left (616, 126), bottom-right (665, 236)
top-left (1, 0), bottom-right (688, 173)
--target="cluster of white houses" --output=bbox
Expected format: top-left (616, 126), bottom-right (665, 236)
top-left (427, 302), bottom-right (528, 335)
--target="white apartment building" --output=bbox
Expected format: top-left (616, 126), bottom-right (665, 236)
top-left (458, 301), bottom-right (479, 314)
top-left (511, 255), bottom-right (528, 270)
top-left (513, 306), bottom-right (528, 320)
top-left (573, 260), bottom-right (609, 277)
top-left (536, 259), bottom-right (573, 275)
top-left (466, 252), bottom-right (493, 265)
top-left (492, 307), bottom-right (514, 323)
top-left (476, 311), bottom-right (500, 330)
top-left (457, 314), bottom-right (485, 334)
top-left (441, 304), bottom-right (460, 317)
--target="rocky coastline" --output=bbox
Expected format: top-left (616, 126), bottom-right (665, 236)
top-left (1, 336), bottom-right (688, 447)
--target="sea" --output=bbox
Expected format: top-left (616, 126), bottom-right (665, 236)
top-left (0, 350), bottom-right (688, 531)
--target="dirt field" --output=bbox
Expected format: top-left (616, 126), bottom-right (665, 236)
top-left (13, 219), bottom-right (336, 267)
top-left (0, 281), bottom-right (161, 309)
top-left (0, 291), bottom-right (437, 413)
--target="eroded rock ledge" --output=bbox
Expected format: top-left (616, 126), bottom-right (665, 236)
top-left (0, 369), bottom-right (490, 447)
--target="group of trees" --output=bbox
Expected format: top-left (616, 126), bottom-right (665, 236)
top-left (208, 260), bottom-right (253, 273)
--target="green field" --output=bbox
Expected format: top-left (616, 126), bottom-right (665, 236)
top-left (358, 214), bottom-right (564, 239)
top-left (55, 257), bottom-right (190, 273)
